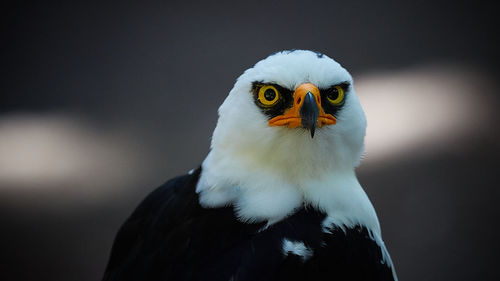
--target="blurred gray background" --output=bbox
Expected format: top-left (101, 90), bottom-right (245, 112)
top-left (1, 1), bottom-right (499, 280)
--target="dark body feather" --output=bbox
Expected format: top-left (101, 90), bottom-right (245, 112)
top-left (103, 168), bottom-right (394, 281)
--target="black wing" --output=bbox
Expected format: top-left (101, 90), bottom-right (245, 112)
top-left (102, 167), bottom-right (396, 281)
top-left (102, 167), bottom-right (208, 280)
top-left (102, 167), bottom-right (269, 281)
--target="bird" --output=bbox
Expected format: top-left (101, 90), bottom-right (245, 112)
top-left (102, 50), bottom-right (398, 281)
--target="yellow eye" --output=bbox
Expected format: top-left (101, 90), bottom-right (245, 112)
top-left (258, 85), bottom-right (280, 106)
top-left (326, 85), bottom-right (344, 105)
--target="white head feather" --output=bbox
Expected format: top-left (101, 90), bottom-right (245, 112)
top-left (196, 50), bottom-right (379, 236)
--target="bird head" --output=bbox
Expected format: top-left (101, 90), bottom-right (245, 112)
top-left (213, 50), bottom-right (365, 172)
top-left (198, 50), bottom-right (368, 221)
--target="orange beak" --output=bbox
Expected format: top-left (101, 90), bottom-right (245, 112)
top-left (268, 83), bottom-right (336, 137)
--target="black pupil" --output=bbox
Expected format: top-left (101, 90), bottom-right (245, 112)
top-left (328, 89), bottom-right (339, 100)
top-left (264, 89), bottom-right (276, 101)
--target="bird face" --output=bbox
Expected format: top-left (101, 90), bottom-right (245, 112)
top-left (209, 50), bottom-right (366, 181)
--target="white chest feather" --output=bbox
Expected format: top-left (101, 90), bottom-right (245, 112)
top-left (196, 136), bottom-right (381, 237)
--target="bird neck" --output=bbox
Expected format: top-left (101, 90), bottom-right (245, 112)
top-left (196, 136), bottom-right (381, 236)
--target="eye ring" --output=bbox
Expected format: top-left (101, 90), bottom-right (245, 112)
top-left (258, 85), bottom-right (280, 106)
top-left (326, 85), bottom-right (344, 105)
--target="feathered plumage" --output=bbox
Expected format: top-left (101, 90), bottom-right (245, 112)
top-left (103, 50), bottom-right (397, 281)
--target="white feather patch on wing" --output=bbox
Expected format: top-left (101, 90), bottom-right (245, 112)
top-left (282, 238), bottom-right (313, 261)
top-left (370, 230), bottom-right (399, 281)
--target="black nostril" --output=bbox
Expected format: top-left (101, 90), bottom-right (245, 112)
top-left (297, 97), bottom-right (301, 104)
